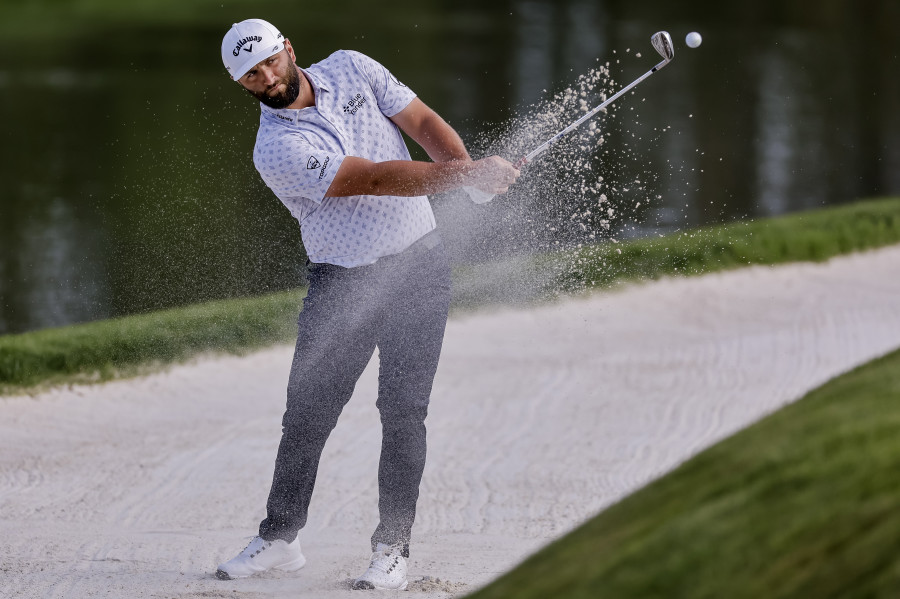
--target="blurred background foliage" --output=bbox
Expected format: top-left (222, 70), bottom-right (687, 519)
top-left (1, 0), bottom-right (898, 334)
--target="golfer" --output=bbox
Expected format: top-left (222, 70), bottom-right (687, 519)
top-left (216, 19), bottom-right (519, 590)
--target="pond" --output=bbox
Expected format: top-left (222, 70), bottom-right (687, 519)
top-left (1, 0), bottom-right (897, 334)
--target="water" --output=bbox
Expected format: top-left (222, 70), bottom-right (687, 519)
top-left (1, 0), bottom-right (898, 334)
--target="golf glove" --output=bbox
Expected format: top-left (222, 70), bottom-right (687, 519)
top-left (463, 186), bottom-right (495, 204)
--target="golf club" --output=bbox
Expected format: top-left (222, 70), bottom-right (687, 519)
top-left (519, 31), bottom-right (674, 167)
top-left (466, 31), bottom-right (674, 204)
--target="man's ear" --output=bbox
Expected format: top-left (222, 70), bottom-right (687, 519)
top-left (284, 39), bottom-right (297, 63)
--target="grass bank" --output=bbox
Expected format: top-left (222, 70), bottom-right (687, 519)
top-left (464, 347), bottom-right (900, 599)
top-left (0, 290), bottom-right (302, 394)
top-left (2, 197), bottom-right (899, 394)
top-left (558, 196), bottom-right (900, 290)
top-left (453, 197), bottom-right (900, 307)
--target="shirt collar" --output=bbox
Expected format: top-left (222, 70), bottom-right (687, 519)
top-left (260, 66), bottom-right (330, 125)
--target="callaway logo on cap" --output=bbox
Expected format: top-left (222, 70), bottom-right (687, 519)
top-left (221, 18), bottom-right (285, 80)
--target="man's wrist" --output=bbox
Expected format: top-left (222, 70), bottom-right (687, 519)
top-left (432, 159), bottom-right (475, 190)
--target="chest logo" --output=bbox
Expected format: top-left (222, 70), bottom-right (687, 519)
top-left (307, 157), bottom-right (320, 169)
top-left (343, 93), bottom-right (367, 115)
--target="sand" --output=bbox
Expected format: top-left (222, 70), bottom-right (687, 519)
top-left (2, 244), bottom-right (899, 599)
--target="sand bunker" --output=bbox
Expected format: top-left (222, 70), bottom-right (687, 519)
top-left (2, 244), bottom-right (899, 598)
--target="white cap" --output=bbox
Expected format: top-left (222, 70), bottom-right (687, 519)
top-left (221, 19), bottom-right (285, 80)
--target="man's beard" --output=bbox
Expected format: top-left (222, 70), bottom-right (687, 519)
top-left (250, 63), bottom-right (301, 109)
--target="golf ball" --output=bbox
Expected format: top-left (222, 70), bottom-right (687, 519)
top-left (686, 32), bottom-right (702, 48)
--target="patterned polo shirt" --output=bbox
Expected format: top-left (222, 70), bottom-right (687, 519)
top-left (253, 50), bottom-right (437, 267)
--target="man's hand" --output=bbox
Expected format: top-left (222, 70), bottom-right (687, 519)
top-left (324, 99), bottom-right (519, 200)
top-left (391, 99), bottom-right (520, 201)
top-left (465, 156), bottom-right (520, 196)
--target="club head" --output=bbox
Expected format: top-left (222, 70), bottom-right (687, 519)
top-left (651, 31), bottom-right (675, 62)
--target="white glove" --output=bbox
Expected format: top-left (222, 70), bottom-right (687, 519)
top-left (463, 186), bottom-right (496, 204)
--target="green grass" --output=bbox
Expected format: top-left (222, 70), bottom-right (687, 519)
top-left (552, 196), bottom-right (900, 293)
top-left (0, 289), bottom-right (302, 394)
top-left (453, 197), bottom-right (900, 308)
top-left (2, 197), bottom-right (899, 394)
top-left (464, 348), bottom-right (900, 599)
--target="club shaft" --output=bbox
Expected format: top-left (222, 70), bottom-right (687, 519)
top-left (518, 58), bottom-right (669, 167)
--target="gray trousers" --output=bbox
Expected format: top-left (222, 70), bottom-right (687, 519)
top-left (258, 232), bottom-right (451, 557)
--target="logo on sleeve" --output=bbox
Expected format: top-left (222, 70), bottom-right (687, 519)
top-left (307, 156), bottom-right (330, 179)
top-left (343, 93), bottom-right (367, 115)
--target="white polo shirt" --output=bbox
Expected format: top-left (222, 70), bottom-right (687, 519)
top-left (253, 50), bottom-right (437, 267)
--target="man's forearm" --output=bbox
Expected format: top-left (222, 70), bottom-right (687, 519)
top-left (326, 98), bottom-right (519, 199)
top-left (389, 98), bottom-right (471, 163)
top-left (412, 111), bottom-right (471, 163)
top-left (325, 157), bottom-right (474, 198)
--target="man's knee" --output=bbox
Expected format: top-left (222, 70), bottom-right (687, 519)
top-left (378, 400), bottom-right (428, 432)
top-left (281, 406), bottom-right (343, 440)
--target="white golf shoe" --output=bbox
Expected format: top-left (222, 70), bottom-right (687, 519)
top-left (351, 543), bottom-right (409, 590)
top-left (215, 536), bottom-right (306, 580)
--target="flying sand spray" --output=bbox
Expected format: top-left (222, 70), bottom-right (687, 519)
top-left (466, 31), bottom-right (676, 204)
top-left (448, 30), bottom-right (704, 306)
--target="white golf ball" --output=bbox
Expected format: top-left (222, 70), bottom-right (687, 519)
top-left (686, 32), bottom-right (702, 48)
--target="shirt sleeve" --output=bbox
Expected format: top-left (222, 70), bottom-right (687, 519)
top-left (344, 50), bottom-right (417, 117)
top-left (253, 132), bottom-right (346, 204)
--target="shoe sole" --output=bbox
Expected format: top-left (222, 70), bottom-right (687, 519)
top-left (215, 555), bottom-right (306, 580)
top-left (351, 579), bottom-right (409, 591)
top-left (276, 555), bottom-right (307, 572)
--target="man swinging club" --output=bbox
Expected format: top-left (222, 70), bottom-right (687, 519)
top-left (216, 18), bottom-right (519, 591)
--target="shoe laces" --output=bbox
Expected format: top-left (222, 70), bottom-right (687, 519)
top-left (242, 537), bottom-right (271, 559)
top-left (367, 545), bottom-right (402, 575)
